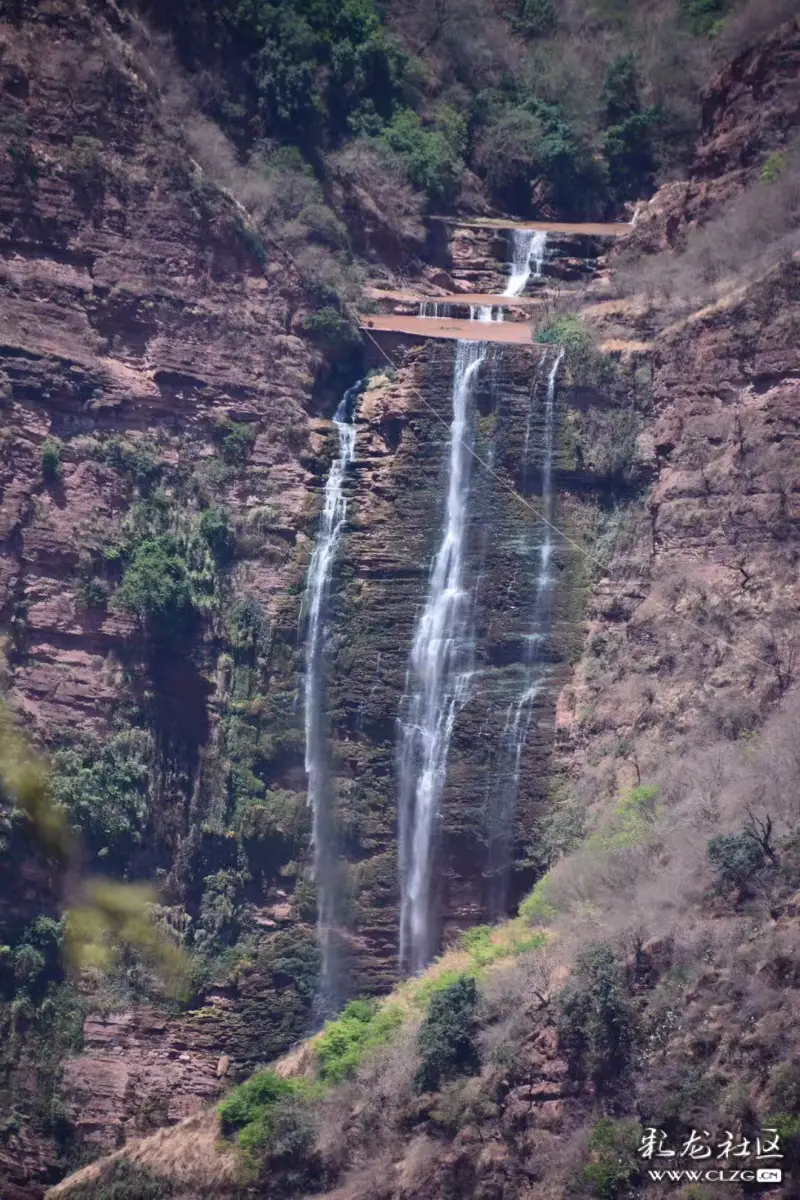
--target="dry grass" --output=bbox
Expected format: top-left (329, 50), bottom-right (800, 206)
top-left (47, 1110), bottom-right (237, 1198)
top-left (616, 143), bottom-right (800, 321)
top-left (720, 0), bottom-right (800, 58)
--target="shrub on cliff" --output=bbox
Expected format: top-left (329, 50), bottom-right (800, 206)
top-left (600, 55), bottom-right (660, 203)
top-left (381, 109), bottom-right (464, 206)
top-left (707, 829), bottom-right (766, 898)
top-left (302, 306), bottom-right (360, 351)
top-left (583, 1118), bottom-right (643, 1200)
top-left (316, 997), bottom-right (404, 1082)
top-left (93, 436), bottom-right (161, 494)
top-left (536, 314), bottom-right (597, 383)
top-left (475, 107), bottom-right (543, 211)
top-left (476, 97), bottom-right (606, 216)
top-left (220, 1070), bottom-right (295, 1138)
top-left (193, 868), bottom-right (245, 956)
top-left (216, 419), bottom-right (257, 467)
top-left (198, 504), bottom-right (235, 565)
top-left (219, 1067), bottom-right (321, 1179)
top-left (515, 0), bottom-right (556, 37)
top-left (112, 535), bottom-right (195, 641)
top-left (415, 974), bottom-right (481, 1093)
top-left (48, 731), bottom-right (152, 869)
top-left (680, 0), bottom-right (728, 35)
top-left (557, 943), bottom-right (636, 1091)
top-left (41, 437), bottom-right (62, 484)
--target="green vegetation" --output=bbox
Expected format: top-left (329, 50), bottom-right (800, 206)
top-left (587, 784), bottom-right (659, 854)
top-left (198, 504), bottom-right (235, 565)
top-left (381, 108), bottom-right (463, 206)
top-left (583, 1118), bottom-right (643, 1200)
top-left (315, 997), bottom-right (404, 1082)
top-left (558, 943), bottom-right (636, 1092)
top-left (219, 1068), bottom-right (296, 1137)
top-left (536, 314), bottom-right (597, 382)
top-left (112, 535), bottom-right (195, 641)
top-left (0, 915), bottom-right (63, 1002)
top-left (516, 0), bottom-right (557, 36)
top-left (601, 55), bottom-right (659, 203)
top-left (707, 828), bottom-right (766, 895)
top-left (764, 1114), bottom-right (800, 1168)
top-left (301, 306), bottom-right (360, 350)
top-left (48, 731), bottom-right (152, 869)
top-left (41, 437), bottom-right (62, 483)
top-left (147, 0), bottom-right (744, 222)
top-left (415, 974), bottom-right (480, 1093)
top-left (66, 1160), bottom-right (174, 1200)
top-left (0, 708), bottom-right (187, 1154)
top-left (154, 0), bottom-right (414, 153)
top-left (519, 875), bottom-right (558, 924)
top-left (75, 576), bottom-right (108, 611)
top-left (193, 868), bottom-right (245, 956)
top-left (93, 436), bottom-right (161, 494)
top-left (761, 151), bottom-right (785, 183)
top-left (680, 0), bottom-right (730, 34)
top-left (218, 1068), bottom-right (322, 1174)
top-left (68, 134), bottom-right (107, 206)
top-left (5, 113), bottom-right (38, 183)
top-left (217, 420), bottom-right (257, 467)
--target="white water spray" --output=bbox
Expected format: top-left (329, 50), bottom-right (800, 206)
top-left (302, 381), bottom-right (359, 1003)
top-left (504, 229), bottom-right (547, 298)
top-left (420, 301), bottom-right (453, 318)
top-left (398, 341), bottom-right (487, 973)
top-left (470, 304), bottom-right (499, 323)
top-left (488, 346), bottom-right (564, 915)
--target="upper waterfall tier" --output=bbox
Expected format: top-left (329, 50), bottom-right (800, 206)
top-left (503, 229), bottom-right (548, 298)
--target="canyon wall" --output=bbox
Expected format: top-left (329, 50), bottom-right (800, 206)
top-left (1, 3), bottom-right (799, 1197)
top-left (0, 4), bottom-right (638, 1191)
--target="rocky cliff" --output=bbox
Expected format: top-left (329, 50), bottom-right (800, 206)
top-left (0, 1), bottom-right (331, 1191)
top-left (2, 4), bottom-right (800, 1199)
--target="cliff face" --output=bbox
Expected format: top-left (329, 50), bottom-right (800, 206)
top-left (3, 5), bottom-right (800, 1199)
top-left (560, 18), bottom-right (800, 810)
top-left (0, 3), bottom-right (615, 1188)
top-left (629, 14), bottom-right (800, 255)
top-left (0, 1), bottom-right (329, 1191)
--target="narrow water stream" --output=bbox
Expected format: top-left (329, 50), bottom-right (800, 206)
top-left (302, 380), bottom-right (360, 1005)
top-left (398, 341), bottom-right (487, 973)
top-left (504, 229), bottom-right (548, 298)
top-left (489, 346), bottom-right (564, 915)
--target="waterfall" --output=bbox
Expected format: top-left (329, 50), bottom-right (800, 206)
top-left (470, 304), bottom-right (499, 323)
top-left (420, 301), bottom-right (452, 318)
top-left (504, 229), bottom-right (547, 298)
top-left (302, 380), bottom-right (360, 1005)
top-left (488, 346), bottom-right (564, 916)
top-left (398, 341), bottom-right (487, 973)
top-left (523, 350), bottom-right (549, 470)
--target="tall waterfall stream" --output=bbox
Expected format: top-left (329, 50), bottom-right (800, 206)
top-left (398, 340), bottom-right (487, 973)
top-left (304, 225), bottom-right (562, 986)
top-left (302, 380), bottom-right (360, 1005)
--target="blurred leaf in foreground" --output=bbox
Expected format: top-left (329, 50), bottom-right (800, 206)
top-left (0, 703), bottom-right (188, 996)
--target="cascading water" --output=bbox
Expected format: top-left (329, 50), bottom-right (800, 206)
top-left (470, 304), bottom-right (498, 323)
top-left (504, 229), bottom-right (547, 298)
top-left (398, 340), bottom-right (487, 973)
top-left (302, 380), bottom-right (360, 1006)
top-left (420, 301), bottom-right (453, 318)
top-left (487, 346), bottom-right (564, 916)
